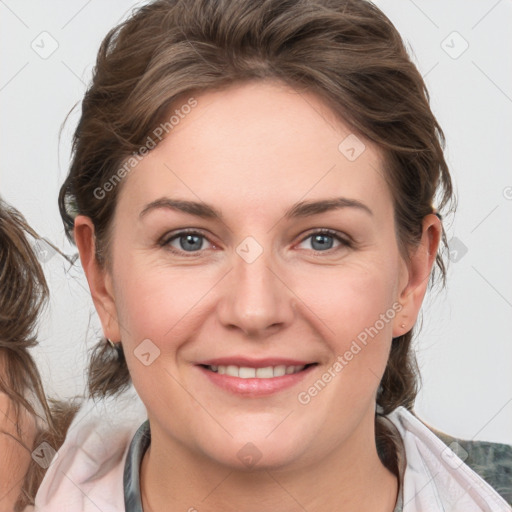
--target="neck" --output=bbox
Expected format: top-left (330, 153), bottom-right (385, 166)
top-left (140, 414), bottom-right (398, 512)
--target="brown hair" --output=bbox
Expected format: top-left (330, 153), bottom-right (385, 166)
top-left (0, 198), bottom-right (79, 510)
top-left (58, 0), bottom-right (455, 475)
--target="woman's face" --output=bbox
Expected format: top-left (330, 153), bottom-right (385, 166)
top-left (79, 80), bottom-right (437, 471)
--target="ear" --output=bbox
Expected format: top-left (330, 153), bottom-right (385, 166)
top-left (74, 215), bottom-right (121, 342)
top-left (392, 214), bottom-right (442, 337)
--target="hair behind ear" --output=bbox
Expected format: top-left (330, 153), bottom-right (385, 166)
top-left (88, 339), bottom-right (131, 399)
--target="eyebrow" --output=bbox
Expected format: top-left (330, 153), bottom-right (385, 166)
top-left (139, 196), bottom-right (373, 221)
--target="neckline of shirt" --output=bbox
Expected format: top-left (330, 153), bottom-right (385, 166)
top-left (122, 419), bottom-right (404, 512)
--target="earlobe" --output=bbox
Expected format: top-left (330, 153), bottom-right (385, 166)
top-left (392, 214), bottom-right (442, 337)
top-left (74, 215), bottom-right (121, 342)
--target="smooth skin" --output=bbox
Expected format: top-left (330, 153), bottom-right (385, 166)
top-left (75, 80), bottom-right (441, 512)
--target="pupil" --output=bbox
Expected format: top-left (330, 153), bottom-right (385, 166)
top-left (177, 234), bottom-right (333, 252)
top-left (312, 234), bottom-right (333, 251)
top-left (181, 234), bottom-right (202, 251)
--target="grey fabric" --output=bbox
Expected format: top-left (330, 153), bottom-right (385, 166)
top-left (124, 420), bottom-right (150, 512)
top-left (429, 428), bottom-right (512, 506)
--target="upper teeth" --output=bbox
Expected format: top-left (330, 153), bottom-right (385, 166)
top-left (208, 364), bottom-right (306, 378)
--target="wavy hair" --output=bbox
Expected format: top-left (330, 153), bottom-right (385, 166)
top-left (58, 0), bottom-right (455, 476)
top-left (0, 198), bottom-right (79, 510)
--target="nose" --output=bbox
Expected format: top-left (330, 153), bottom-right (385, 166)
top-left (216, 244), bottom-right (295, 338)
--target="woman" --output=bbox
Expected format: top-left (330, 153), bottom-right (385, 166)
top-left (33, 0), bottom-right (511, 510)
top-left (0, 198), bottom-right (78, 512)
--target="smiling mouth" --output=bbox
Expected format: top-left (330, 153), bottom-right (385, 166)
top-left (200, 363), bottom-right (317, 379)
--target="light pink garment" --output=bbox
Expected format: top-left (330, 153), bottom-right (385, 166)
top-left (33, 388), bottom-right (146, 512)
top-left (33, 388), bottom-right (511, 512)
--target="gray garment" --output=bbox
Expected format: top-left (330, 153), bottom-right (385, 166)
top-left (429, 427), bottom-right (512, 506)
top-left (124, 420), bottom-right (150, 512)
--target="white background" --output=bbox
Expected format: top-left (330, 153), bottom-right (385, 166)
top-left (0, 0), bottom-right (511, 444)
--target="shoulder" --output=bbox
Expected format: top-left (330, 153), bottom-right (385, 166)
top-left (34, 387), bottom-right (147, 512)
top-left (385, 406), bottom-right (512, 511)
top-left (428, 425), bottom-right (512, 506)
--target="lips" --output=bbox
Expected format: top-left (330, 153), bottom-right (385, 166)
top-left (197, 357), bottom-right (315, 368)
top-left (196, 357), bottom-right (318, 396)
top-left (206, 364), bottom-right (308, 378)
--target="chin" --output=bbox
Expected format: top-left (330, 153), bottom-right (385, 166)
top-left (210, 440), bottom-right (303, 472)
top-left (192, 420), bottom-right (313, 472)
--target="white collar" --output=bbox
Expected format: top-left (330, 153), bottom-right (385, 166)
top-left (386, 406), bottom-right (511, 511)
top-left (34, 392), bottom-right (510, 512)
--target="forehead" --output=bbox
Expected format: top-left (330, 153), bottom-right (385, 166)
top-left (118, 80), bottom-right (392, 218)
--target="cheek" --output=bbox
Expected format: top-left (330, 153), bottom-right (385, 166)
top-left (114, 249), bottom-right (401, 349)
top-left (291, 257), bottom-right (401, 403)
top-left (111, 258), bottom-right (207, 408)
top-left (296, 258), bottom-right (400, 344)
top-left (112, 255), bottom-right (217, 348)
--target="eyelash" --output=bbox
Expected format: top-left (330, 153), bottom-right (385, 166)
top-left (159, 228), bottom-right (352, 257)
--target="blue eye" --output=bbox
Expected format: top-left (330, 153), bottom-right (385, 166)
top-left (298, 229), bottom-right (350, 252)
top-left (162, 230), bottom-right (212, 254)
top-left (160, 228), bottom-right (350, 256)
